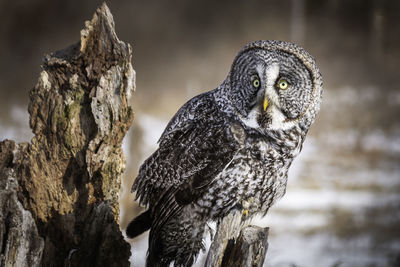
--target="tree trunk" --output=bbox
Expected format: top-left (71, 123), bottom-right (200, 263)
top-left (0, 3), bottom-right (134, 267)
top-left (205, 210), bottom-right (269, 267)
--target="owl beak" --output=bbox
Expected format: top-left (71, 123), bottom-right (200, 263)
top-left (263, 96), bottom-right (269, 111)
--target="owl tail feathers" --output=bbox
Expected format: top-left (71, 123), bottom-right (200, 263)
top-left (126, 209), bottom-right (152, 238)
top-left (146, 221), bottom-right (206, 267)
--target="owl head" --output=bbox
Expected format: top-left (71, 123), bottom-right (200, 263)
top-left (229, 40), bottom-right (322, 132)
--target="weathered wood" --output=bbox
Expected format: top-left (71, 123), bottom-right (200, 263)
top-left (205, 210), bottom-right (269, 267)
top-left (0, 141), bottom-right (44, 267)
top-left (220, 226), bottom-right (269, 267)
top-left (0, 3), bottom-right (134, 266)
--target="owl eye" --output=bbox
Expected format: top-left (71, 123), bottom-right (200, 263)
top-left (252, 78), bottom-right (260, 88)
top-left (277, 78), bottom-right (289, 90)
top-left (253, 79), bottom-right (260, 88)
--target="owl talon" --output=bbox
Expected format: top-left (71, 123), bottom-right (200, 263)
top-left (243, 209), bottom-right (248, 216)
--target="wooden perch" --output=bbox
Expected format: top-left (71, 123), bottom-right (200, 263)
top-left (205, 210), bottom-right (269, 267)
top-left (0, 3), bottom-right (134, 267)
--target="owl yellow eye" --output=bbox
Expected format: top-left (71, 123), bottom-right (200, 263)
top-left (277, 79), bottom-right (289, 90)
top-left (253, 79), bottom-right (260, 88)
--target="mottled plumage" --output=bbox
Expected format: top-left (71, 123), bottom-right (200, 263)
top-left (127, 40), bottom-right (323, 266)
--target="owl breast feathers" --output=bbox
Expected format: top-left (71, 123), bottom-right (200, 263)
top-left (127, 40), bottom-right (322, 267)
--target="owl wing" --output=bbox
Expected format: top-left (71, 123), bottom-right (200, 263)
top-left (133, 92), bottom-right (238, 205)
top-left (132, 92), bottom-right (241, 245)
top-left (150, 119), bottom-right (238, 245)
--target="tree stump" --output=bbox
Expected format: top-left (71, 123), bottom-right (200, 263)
top-left (0, 3), bottom-right (134, 267)
top-left (205, 210), bottom-right (269, 267)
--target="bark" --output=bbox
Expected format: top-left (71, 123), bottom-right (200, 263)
top-left (0, 3), bottom-right (134, 267)
top-left (205, 210), bottom-right (269, 267)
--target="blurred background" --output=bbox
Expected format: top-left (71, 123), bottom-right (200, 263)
top-left (0, 0), bottom-right (399, 266)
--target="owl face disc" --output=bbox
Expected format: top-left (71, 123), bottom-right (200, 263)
top-left (230, 45), bottom-right (320, 132)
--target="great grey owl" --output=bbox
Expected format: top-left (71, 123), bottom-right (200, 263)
top-left (126, 40), bottom-right (322, 266)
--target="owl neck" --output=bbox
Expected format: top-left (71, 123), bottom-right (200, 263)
top-left (265, 126), bottom-right (306, 159)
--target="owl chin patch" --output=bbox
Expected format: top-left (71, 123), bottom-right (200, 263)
top-left (257, 113), bottom-right (272, 129)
